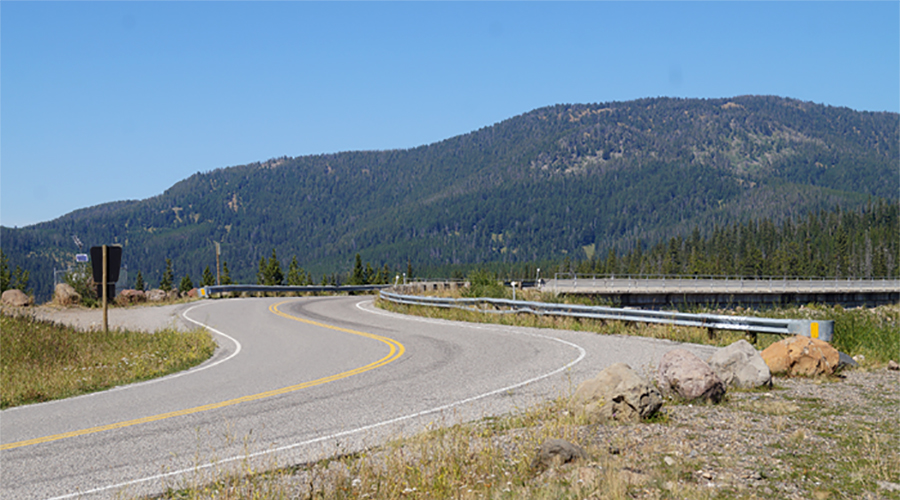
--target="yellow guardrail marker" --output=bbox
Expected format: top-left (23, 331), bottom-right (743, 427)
top-left (811, 322), bottom-right (819, 339)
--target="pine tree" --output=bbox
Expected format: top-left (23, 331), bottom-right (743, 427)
top-left (179, 274), bottom-right (194, 293)
top-left (0, 250), bottom-right (28, 293)
top-left (160, 258), bottom-right (174, 292)
top-left (201, 265), bottom-right (216, 287)
top-left (287, 256), bottom-right (305, 286)
top-left (134, 271), bottom-right (145, 291)
top-left (350, 253), bottom-right (365, 285)
top-left (221, 261), bottom-right (233, 285)
top-left (257, 256), bottom-right (267, 285)
top-left (266, 249), bottom-right (284, 286)
top-left (0, 250), bottom-right (10, 293)
top-left (364, 262), bottom-right (375, 285)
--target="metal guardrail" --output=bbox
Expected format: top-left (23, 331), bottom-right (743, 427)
top-left (199, 284), bottom-right (389, 297)
top-left (379, 290), bottom-right (834, 342)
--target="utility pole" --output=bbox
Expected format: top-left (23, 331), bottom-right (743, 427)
top-left (215, 241), bottom-right (221, 286)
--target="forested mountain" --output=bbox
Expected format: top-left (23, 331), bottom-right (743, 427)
top-left (3, 96), bottom-right (898, 301)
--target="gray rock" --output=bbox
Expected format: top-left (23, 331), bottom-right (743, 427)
top-left (1, 289), bottom-right (33, 307)
top-left (166, 290), bottom-right (180, 301)
top-left (531, 439), bottom-right (587, 470)
top-left (146, 289), bottom-right (167, 302)
top-left (836, 351), bottom-right (859, 372)
top-left (708, 340), bottom-right (772, 389)
top-left (658, 349), bottom-right (726, 403)
top-left (571, 362), bottom-right (662, 422)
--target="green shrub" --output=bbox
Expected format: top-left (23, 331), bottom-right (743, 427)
top-left (461, 269), bottom-right (509, 299)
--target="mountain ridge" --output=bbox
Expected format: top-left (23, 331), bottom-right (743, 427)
top-left (3, 95), bottom-right (898, 301)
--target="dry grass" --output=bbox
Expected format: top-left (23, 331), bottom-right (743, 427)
top-left (151, 368), bottom-right (900, 500)
top-left (0, 311), bottom-right (216, 409)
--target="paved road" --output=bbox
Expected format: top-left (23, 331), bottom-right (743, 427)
top-left (1, 296), bottom-right (718, 499)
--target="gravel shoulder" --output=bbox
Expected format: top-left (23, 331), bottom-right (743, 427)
top-left (26, 301), bottom-right (200, 333)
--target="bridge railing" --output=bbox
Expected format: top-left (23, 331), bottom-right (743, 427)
top-left (379, 290), bottom-right (834, 342)
top-left (548, 274), bottom-right (900, 293)
top-left (199, 284), bottom-right (389, 297)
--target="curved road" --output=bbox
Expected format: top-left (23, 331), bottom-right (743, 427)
top-left (1, 296), bottom-right (718, 499)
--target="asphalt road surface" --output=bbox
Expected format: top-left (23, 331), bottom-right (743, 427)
top-left (1, 296), bottom-right (718, 499)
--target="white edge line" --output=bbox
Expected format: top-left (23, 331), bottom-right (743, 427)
top-left (47, 298), bottom-right (586, 500)
top-left (1, 303), bottom-right (242, 414)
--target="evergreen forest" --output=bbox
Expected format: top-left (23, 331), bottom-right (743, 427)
top-left (2, 96), bottom-right (897, 301)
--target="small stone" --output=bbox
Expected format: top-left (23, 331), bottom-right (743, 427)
top-left (888, 360), bottom-right (899, 371)
top-left (664, 456), bottom-right (676, 466)
top-left (877, 480), bottom-right (900, 492)
top-left (531, 439), bottom-right (587, 470)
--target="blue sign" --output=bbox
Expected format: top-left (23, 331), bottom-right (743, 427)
top-left (75, 254), bottom-right (89, 263)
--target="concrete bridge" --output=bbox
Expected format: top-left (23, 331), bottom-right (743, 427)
top-left (544, 277), bottom-right (900, 308)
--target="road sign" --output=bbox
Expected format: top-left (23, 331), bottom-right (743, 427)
top-left (90, 246), bottom-right (122, 283)
top-left (76, 254), bottom-right (89, 263)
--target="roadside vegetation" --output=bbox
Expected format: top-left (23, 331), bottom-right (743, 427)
top-left (377, 286), bottom-right (899, 366)
top-left (0, 312), bottom-right (216, 409)
top-left (151, 370), bottom-right (899, 500)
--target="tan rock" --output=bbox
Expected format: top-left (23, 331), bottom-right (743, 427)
top-left (53, 283), bottom-right (81, 306)
top-left (1, 289), bottom-right (33, 307)
top-left (572, 362), bottom-right (662, 422)
top-left (117, 289), bottom-right (146, 305)
top-left (761, 335), bottom-right (840, 376)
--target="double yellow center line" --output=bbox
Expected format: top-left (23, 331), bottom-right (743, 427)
top-left (1, 300), bottom-right (404, 451)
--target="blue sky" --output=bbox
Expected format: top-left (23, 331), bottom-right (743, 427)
top-left (2, 2), bottom-right (898, 228)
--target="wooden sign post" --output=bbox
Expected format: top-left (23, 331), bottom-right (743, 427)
top-left (102, 245), bottom-right (108, 332)
top-left (90, 245), bottom-right (122, 334)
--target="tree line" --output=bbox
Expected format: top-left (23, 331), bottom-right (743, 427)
top-left (547, 200), bottom-right (899, 279)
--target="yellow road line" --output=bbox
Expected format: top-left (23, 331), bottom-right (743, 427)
top-left (1, 300), bottom-right (405, 451)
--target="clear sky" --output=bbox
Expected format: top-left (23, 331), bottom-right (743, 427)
top-left (2, 2), bottom-right (898, 228)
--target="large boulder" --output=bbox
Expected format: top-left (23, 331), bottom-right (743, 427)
top-left (117, 289), bottom-right (146, 305)
top-left (1, 289), bottom-right (33, 307)
top-left (708, 340), bottom-right (772, 389)
top-left (53, 283), bottom-right (81, 306)
top-left (571, 362), bottom-right (662, 422)
top-left (166, 290), bottom-right (180, 301)
top-left (658, 349), bottom-right (725, 403)
top-left (146, 289), bottom-right (167, 302)
top-left (761, 335), bottom-right (840, 376)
